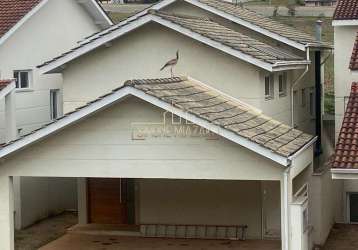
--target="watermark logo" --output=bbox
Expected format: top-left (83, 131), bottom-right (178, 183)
top-left (131, 111), bottom-right (218, 140)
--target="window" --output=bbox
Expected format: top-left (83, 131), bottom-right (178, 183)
top-left (50, 89), bottom-right (60, 120)
top-left (279, 73), bottom-right (287, 97)
top-left (301, 89), bottom-right (306, 107)
top-left (265, 75), bottom-right (274, 100)
top-left (14, 70), bottom-right (32, 89)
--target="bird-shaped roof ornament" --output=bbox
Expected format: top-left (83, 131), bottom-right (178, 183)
top-left (160, 50), bottom-right (179, 77)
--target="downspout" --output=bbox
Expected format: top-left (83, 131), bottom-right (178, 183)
top-left (315, 20), bottom-right (324, 156)
top-left (291, 48), bottom-right (310, 127)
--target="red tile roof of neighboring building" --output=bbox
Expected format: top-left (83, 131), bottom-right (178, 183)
top-left (0, 79), bottom-right (13, 90)
top-left (331, 82), bottom-right (358, 169)
top-left (350, 33), bottom-right (358, 70)
top-left (0, 0), bottom-right (42, 38)
top-left (334, 0), bottom-right (358, 20)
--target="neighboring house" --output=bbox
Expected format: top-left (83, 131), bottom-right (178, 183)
top-left (0, 0), bottom-right (113, 230)
top-left (304, 0), bottom-right (337, 7)
top-left (0, 76), bottom-right (315, 250)
top-left (331, 0), bottom-right (358, 225)
top-left (0, 0), bottom-right (336, 249)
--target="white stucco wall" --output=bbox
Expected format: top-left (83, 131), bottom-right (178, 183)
top-left (0, 97), bottom-right (284, 180)
top-left (0, 0), bottom-right (100, 140)
top-left (139, 179), bottom-right (266, 239)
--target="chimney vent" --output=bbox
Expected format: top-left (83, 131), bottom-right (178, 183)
top-left (315, 20), bottom-right (323, 42)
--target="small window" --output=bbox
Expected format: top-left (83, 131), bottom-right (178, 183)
top-left (279, 73), bottom-right (287, 97)
top-left (50, 89), bottom-right (60, 120)
top-left (14, 70), bottom-right (31, 89)
top-left (265, 75), bottom-right (274, 100)
top-left (301, 89), bottom-right (306, 107)
top-left (309, 92), bottom-right (314, 116)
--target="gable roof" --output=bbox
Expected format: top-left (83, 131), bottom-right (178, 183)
top-left (38, 11), bottom-right (309, 74)
top-left (0, 0), bottom-right (113, 47)
top-left (331, 82), bottom-right (358, 170)
top-left (80, 0), bottom-right (331, 51)
top-left (350, 33), bottom-right (358, 70)
top-left (0, 0), bottom-right (42, 38)
top-left (334, 0), bottom-right (358, 20)
top-left (0, 76), bottom-right (315, 166)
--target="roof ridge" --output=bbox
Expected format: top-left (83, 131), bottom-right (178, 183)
top-left (150, 10), bottom-right (212, 21)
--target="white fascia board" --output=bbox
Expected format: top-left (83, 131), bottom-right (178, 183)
top-left (332, 20), bottom-right (358, 26)
top-left (184, 0), bottom-right (307, 51)
top-left (332, 169), bottom-right (358, 179)
top-left (39, 15), bottom-right (154, 75)
top-left (0, 81), bottom-right (16, 100)
top-left (287, 136), bottom-right (317, 161)
top-left (77, 0), bottom-right (113, 27)
top-left (78, 0), bottom-right (176, 45)
top-left (40, 14), bottom-right (275, 74)
top-left (0, 0), bottom-right (49, 47)
top-left (41, 13), bottom-right (307, 74)
top-left (0, 86), bottom-right (289, 166)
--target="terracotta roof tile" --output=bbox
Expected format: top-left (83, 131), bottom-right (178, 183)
top-left (0, 0), bottom-right (42, 39)
top-left (0, 79), bottom-right (13, 90)
top-left (350, 33), bottom-right (358, 70)
top-left (334, 0), bottom-right (358, 20)
top-left (331, 82), bottom-right (358, 169)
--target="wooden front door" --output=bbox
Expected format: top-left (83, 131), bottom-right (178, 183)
top-left (88, 178), bottom-right (130, 224)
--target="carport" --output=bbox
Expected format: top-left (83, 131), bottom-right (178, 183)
top-left (0, 77), bottom-right (315, 250)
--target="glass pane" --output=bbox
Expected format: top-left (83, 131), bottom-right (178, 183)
top-left (350, 194), bottom-right (358, 223)
top-left (20, 72), bottom-right (29, 88)
top-left (265, 78), bottom-right (270, 96)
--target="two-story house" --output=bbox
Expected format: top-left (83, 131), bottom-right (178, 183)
top-left (331, 0), bottom-right (358, 226)
top-left (0, 0), bottom-right (113, 230)
top-left (0, 0), bottom-right (334, 250)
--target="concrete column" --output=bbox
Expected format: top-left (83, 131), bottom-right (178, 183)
top-left (281, 169), bottom-right (293, 250)
top-left (0, 176), bottom-right (14, 250)
top-left (5, 90), bottom-right (17, 142)
top-left (77, 178), bottom-right (88, 225)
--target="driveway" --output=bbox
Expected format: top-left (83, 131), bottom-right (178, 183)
top-left (323, 224), bottom-right (358, 250)
top-left (39, 234), bottom-right (281, 250)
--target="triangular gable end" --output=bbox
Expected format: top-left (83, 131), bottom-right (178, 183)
top-left (0, 77), bottom-right (316, 166)
top-left (0, 0), bottom-right (113, 47)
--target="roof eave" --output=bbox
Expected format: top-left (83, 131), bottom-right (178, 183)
top-left (77, 0), bottom-right (114, 28)
top-left (0, 84), bottom-right (291, 166)
top-left (184, 0), bottom-right (308, 51)
top-left (271, 60), bottom-right (311, 71)
top-left (39, 14), bottom-right (294, 74)
top-left (332, 19), bottom-right (358, 26)
top-left (332, 168), bottom-right (358, 179)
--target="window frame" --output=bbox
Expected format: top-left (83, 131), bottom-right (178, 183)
top-left (13, 70), bottom-right (32, 90)
top-left (301, 88), bottom-right (306, 107)
top-left (278, 73), bottom-right (287, 98)
top-left (50, 89), bottom-right (60, 120)
top-left (264, 74), bottom-right (274, 100)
